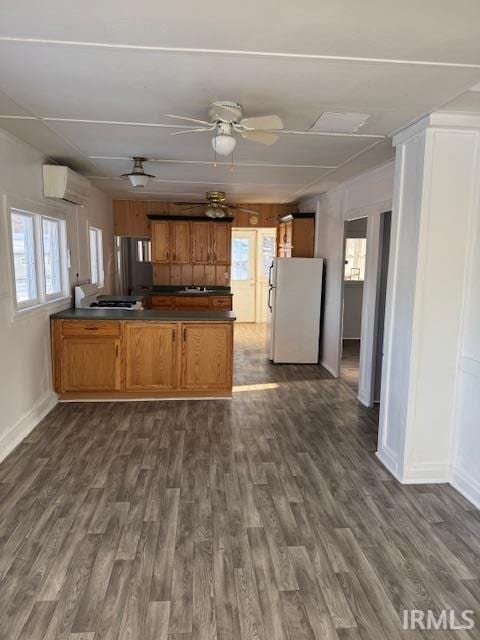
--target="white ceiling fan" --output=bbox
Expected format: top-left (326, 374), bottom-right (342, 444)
top-left (165, 101), bottom-right (284, 156)
top-left (176, 191), bottom-right (259, 218)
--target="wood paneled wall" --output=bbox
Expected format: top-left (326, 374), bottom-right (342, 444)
top-left (113, 200), bottom-right (297, 237)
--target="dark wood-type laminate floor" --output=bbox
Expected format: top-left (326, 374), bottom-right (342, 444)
top-left (1, 323), bottom-right (479, 640)
top-left (341, 339), bottom-right (360, 392)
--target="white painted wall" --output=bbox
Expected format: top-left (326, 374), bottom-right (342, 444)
top-left (300, 161), bottom-right (394, 381)
top-left (343, 283), bottom-right (363, 339)
top-left (452, 165), bottom-right (480, 508)
top-left (0, 127), bottom-right (113, 461)
top-left (378, 113), bottom-right (480, 489)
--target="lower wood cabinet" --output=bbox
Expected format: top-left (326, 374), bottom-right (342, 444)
top-left (52, 319), bottom-right (233, 397)
top-left (124, 322), bottom-right (177, 391)
top-left (181, 323), bottom-right (233, 390)
top-left (150, 294), bottom-right (232, 310)
top-left (60, 337), bottom-right (121, 392)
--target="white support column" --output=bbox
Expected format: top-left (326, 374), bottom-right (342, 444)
top-left (377, 112), bottom-right (480, 484)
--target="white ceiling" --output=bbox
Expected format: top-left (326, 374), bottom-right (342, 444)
top-left (1, 1), bottom-right (480, 202)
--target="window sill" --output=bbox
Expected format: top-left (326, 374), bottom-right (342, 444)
top-left (344, 280), bottom-right (364, 286)
top-left (12, 296), bottom-right (72, 324)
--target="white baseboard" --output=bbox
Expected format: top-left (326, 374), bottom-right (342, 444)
top-left (357, 387), bottom-right (371, 407)
top-left (451, 465), bottom-right (480, 510)
top-left (401, 462), bottom-right (451, 484)
top-left (0, 391), bottom-right (58, 464)
top-left (376, 446), bottom-right (402, 481)
top-left (320, 359), bottom-right (338, 378)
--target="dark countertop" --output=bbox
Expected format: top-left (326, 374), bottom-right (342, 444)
top-left (51, 308), bottom-right (236, 322)
top-left (150, 287), bottom-right (233, 297)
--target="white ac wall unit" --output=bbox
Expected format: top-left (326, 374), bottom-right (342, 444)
top-left (43, 165), bottom-right (90, 206)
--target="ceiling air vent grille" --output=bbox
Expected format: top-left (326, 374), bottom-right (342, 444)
top-left (310, 112), bottom-right (370, 133)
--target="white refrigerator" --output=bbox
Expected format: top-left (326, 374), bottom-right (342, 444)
top-left (266, 258), bottom-right (324, 363)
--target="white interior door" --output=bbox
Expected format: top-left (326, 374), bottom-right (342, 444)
top-left (256, 229), bottom-right (277, 322)
top-left (231, 229), bottom-right (257, 322)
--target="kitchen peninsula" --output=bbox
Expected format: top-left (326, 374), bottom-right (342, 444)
top-left (50, 307), bottom-right (235, 400)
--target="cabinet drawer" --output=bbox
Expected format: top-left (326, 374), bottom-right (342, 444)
top-left (211, 296), bottom-right (232, 310)
top-left (61, 320), bottom-right (121, 337)
top-left (174, 296), bottom-right (210, 308)
top-left (151, 295), bottom-right (173, 308)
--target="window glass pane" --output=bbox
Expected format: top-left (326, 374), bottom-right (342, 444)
top-left (344, 238), bottom-right (367, 281)
top-left (261, 235), bottom-right (276, 277)
top-left (42, 218), bottom-right (61, 296)
top-left (231, 238), bottom-right (250, 281)
top-left (11, 212), bottom-right (37, 303)
top-left (90, 228), bottom-right (99, 284)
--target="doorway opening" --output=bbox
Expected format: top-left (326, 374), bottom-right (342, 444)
top-left (341, 218), bottom-right (368, 392)
top-left (340, 212), bottom-right (391, 406)
top-left (231, 228), bottom-right (276, 323)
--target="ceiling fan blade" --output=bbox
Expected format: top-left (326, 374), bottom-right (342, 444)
top-left (240, 115), bottom-right (283, 130)
top-left (241, 130), bottom-right (279, 146)
top-left (175, 205), bottom-right (207, 212)
top-left (164, 114), bottom-right (213, 127)
top-left (170, 127), bottom-right (212, 136)
top-left (227, 205), bottom-right (259, 214)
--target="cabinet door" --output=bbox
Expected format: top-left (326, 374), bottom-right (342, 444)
top-left (61, 338), bottom-right (121, 391)
top-left (150, 296), bottom-right (173, 308)
top-left (285, 220), bottom-right (293, 247)
top-left (152, 221), bottom-right (170, 262)
top-left (170, 221), bottom-right (191, 263)
top-left (174, 296), bottom-right (210, 309)
top-left (191, 222), bottom-right (211, 264)
top-left (125, 322), bottom-right (177, 390)
top-left (180, 323), bottom-right (233, 389)
top-left (212, 223), bottom-right (231, 265)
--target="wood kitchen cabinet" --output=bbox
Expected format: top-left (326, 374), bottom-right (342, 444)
top-left (151, 221), bottom-right (170, 262)
top-left (150, 295), bottom-right (232, 311)
top-left (191, 221), bottom-right (211, 264)
top-left (124, 322), bottom-right (177, 390)
top-left (60, 337), bottom-right (121, 391)
top-left (212, 223), bottom-right (231, 265)
top-left (180, 323), bottom-right (233, 390)
top-left (169, 221), bottom-right (191, 263)
top-left (51, 318), bottom-right (234, 398)
top-left (277, 213), bottom-right (315, 258)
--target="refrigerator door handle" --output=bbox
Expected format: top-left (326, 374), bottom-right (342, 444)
top-left (267, 285), bottom-right (274, 311)
top-left (268, 261), bottom-right (274, 287)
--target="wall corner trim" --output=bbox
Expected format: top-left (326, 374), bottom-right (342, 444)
top-left (0, 391), bottom-right (58, 464)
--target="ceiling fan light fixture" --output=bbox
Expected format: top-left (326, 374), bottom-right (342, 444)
top-left (211, 134), bottom-right (236, 157)
top-left (128, 173), bottom-right (150, 188)
top-left (122, 157), bottom-right (155, 188)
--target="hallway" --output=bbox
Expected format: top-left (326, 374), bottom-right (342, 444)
top-left (0, 324), bottom-right (478, 639)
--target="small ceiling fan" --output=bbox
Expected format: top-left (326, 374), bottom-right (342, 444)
top-left (165, 101), bottom-right (284, 156)
top-left (177, 191), bottom-right (259, 219)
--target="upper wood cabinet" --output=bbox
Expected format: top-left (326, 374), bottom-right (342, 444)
top-left (169, 221), bottom-right (191, 263)
top-left (152, 221), bottom-right (170, 262)
top-left (191, 221), bottom-right (212, 264)
top-left (124, 322), bottom-right (177, 391)
top-left (180, 323), bottom-right (233, 390)
top-left (61, 337), bottom-right (121, 392)
top-left (277, 214), bottom-right (315, 258)
top-left (212, 223), bottom-right (231, 265)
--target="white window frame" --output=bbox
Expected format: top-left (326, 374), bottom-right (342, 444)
top-left (8, 206), bottom-right (69, 313)
top-left (89, 225), bottom-right (104, 288)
